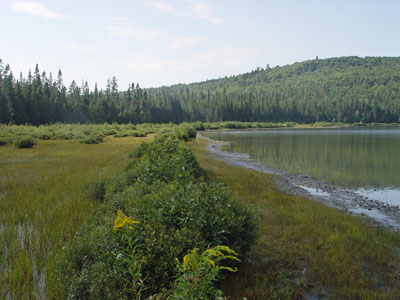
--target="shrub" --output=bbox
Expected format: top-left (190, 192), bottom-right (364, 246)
top-left (13, 137), bottom-right (37, 148)
top-left (57, 136), bottom-right (257, 299)
top-left (117, 181), bottom-right (256, 256)
top-left (173, 124), bottom-right (197, 141)
top-left (130, 130), bottom-right (147, 137)
top-left (37, 133), bottom-right (52, 140)
top-left (113, 132), bottom-right (129, 138)
top-left (192, 121), bottom-right (205, 131)
top-left (77, 135), bottom-right (103, 144)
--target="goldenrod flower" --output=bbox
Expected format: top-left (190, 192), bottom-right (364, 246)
top-left (203, 257), bottom-right (215, 266)
top-left (182, 246), bottom-right (239, 273)
top-left (183, 248), bottom-right (199, 270)
top-left (113, 210), bottom-right (140, 232)
top-left (214, 246), bottom-right (238, 256)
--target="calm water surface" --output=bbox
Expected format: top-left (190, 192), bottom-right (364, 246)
top-left (205, 127), bottom-right (400, 205)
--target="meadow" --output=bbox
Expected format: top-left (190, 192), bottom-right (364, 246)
top-left (0, 134), bottom-right (154, 299)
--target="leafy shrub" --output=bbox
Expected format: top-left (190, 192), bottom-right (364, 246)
top-left (130, 130), bottom-right (147, 137)
top-left (192, 121), bottom-right (205, 131)
top-left (13, 137), bottom-right (37, 148)
top-left (57, 135), bottom-right (257, 299)
top-left (173, 123), bottom-right (197, 141)
top-left (0, 138), bottom-right (7, 146)
top-left (113, 132), bottom-right (129, 138)
top-left (117, 181), bottom-right (256, 256)
top-left (77, 135), bottom-right (103, 144)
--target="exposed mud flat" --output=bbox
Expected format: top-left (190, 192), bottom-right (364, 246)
top-left (198, 133), bottom-right (400, 231)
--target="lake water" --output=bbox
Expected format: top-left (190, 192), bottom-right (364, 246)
top-left (204, 127), bottom-right (400, 206)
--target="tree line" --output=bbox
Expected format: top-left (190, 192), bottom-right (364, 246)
top-left (1, 56), bottom-right (400, 125)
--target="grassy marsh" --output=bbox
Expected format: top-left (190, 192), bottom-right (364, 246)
top-left (0, 135), bottom-right (154, 299)
top-left (2, 121), bottom-right (400, 299)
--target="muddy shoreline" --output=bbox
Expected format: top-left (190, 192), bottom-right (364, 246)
top-left (198, 133), bottom-right (400, 231)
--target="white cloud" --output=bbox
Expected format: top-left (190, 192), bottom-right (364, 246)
top-left (168, 37), bottom-right (201, 49)
top-left (107, 25), bottom-right (164, 41)
top-left (68, 43), bottom-right (92, 52)
top-left (11, 1), bottom-right (62, 19)
top-left (188, 1), bottom-right (222, 24)
top-left (147, 1), bottom-right (175, 12)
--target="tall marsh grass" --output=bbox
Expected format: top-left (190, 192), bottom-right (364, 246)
top-left (0, 135), bottom-right (154, 299)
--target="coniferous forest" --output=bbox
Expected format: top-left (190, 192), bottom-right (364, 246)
top-left (1, 56), bottom-right (400, 125)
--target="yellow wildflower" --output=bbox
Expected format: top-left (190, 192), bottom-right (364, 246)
top-left (214, 245), bottom-right (238, 256)
top-left (113, 210), bottom-right (140, 232)
top-left (203, 257), bottom-right (215, 266)
top-left (220, 266), bottom-right (238, 272)
top-left (183, 248), bottom-right (199, 270)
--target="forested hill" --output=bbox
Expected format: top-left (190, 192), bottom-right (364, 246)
top-left (148, 56), bottom-right (400, 123)
top-left (1, 56), bottom-right (400, 125)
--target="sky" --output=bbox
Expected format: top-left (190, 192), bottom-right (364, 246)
top-left (1, 0), bottom-right (400, 90)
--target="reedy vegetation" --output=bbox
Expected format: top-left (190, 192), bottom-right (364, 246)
top-left (0, 133), bottom-right (154, 299)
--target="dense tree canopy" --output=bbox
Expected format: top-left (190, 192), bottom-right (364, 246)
top-left (1, 56), bottom-right (399, 125)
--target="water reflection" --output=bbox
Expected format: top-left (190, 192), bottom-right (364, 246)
top-left (205, 127), bottom-right (400, 202)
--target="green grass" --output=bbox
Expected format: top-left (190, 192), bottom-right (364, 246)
top-left (0, 135), bottom-right (154, 299)
top-left (193, 138), bottom-right (400, 300)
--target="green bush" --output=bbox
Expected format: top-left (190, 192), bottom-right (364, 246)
top-left (57, 135), bottom-right (257, 299)
top-left (173, 123), bottom-right (197, 141)
top-left (77, 135), bottom-right (103, 144)
top-left (13, 137), bottom-right (37, 148)
top-left (113, 132), bottom-right (129, 138)
top-left (117, 181), bottom-right (256, 256)
top-left (130, 130), bottom-right (147, 137)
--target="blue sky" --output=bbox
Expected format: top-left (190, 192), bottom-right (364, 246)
top-left (2, 0), bottom-right (400, 89)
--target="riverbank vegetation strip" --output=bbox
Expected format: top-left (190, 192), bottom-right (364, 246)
top-left (194, 138), bottom-right (400, 299)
